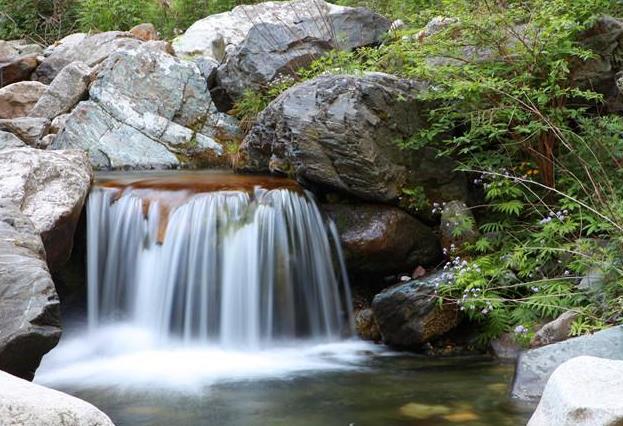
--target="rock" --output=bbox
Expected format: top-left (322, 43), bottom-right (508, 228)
top-left (354, 308), bottom-right (381, 341)
top-left (130, 23), bottom-right (159, 41)
top-left (29, 61), bottom-right (91, 120)
top-left (0, 204), bottom-right (61, 380)
top-left (37, 134), bottom-right (56, 149)
top-left (491, 333), bottom-right (522, 361)
top-left (49, 113), bottom-right (70, 134)
top-left (416, 16), bottom-right (458, 40)
top-left (440, 201), bottom-right (479, 249)
top-left (528, 356), bottom-right (623, 426)
top-left (0, 148), bottom-right (92, 270)
top-left (323, 203), bottom-right (441, 275)
top-left (0, 40), bottom-right (42, 61)
top-left (51, 42), bottom-right (231, 169)
top-left (511, 325), bottom-right (623, 401)
top-left (0, 369), bottom-right (113, 424)
top-left (33, 31), bottom-right (141, 84)
top-left (0, 131), bottom-right (26, 149)
top-left (0, 81), bottom-right (48, 118)
top-left (173, 0), bottom-right (390, 106)
top-left (240, 73), bottom-right (465, 203)
top-left (372, 272), bottom-right (460, 348)
top-left (531, 311), bottom-right (578, 348)
top-left (0, 54), bottom-right (38, 87)
top-left (0, 117), bottom-right (50, 146)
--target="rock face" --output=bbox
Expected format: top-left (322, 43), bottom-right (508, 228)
top-left (372, 273), bottom-right (460, 348)
top-left (0, 54), bottom-right (38, 87)
top-left (173, 0), bottom-right (390, 107)
top-left (0, 148), bottom-right (92, 270)
top-left (0, 82), bottom-right (48, 119)
top-left (33, 31), bottom-right (142, 84)
top-left (323, 203), bottom-right (441, 275)
top-left (51, 42), bottom-right (232, 169)
top-left (0, 204), bottom-right (61, 380)
top-left (240, 73), bottom-right (464, 202)
top-left (29, 61), bottom-right (91, 120)
top-left (0, 370), bottom-right (113, 425)
top-left (512, 325), bottom-right (623, 401)
top-left (528, 356), bottom-right (623, 426)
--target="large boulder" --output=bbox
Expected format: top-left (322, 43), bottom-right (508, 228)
top-left (0, 54), bottom-right (38, 87)
top-left (371, 272), bottom-right (460, 348)
top-left (0, 148), bottom-right (92, 270)
top-left (173, 0), bottom-right (390, 107)
top-left (33, 31), bottom-right (142, 84)
top-left (511, 325), bottom-right (623, 401)
top-left (0, 204), bottom-right (61, 380)
top-left (0, 81), bottom-right (48, 119)
top-left (51, 42), bottom-right (234, 169)
top-left (323, 203), bottom-right (441, 275)
top-left (528, 356), bottom-right (623, 426)
top-left (239, 73), bottom-right (465, 203)
top-left (0, 370), bottom-right (113, 425)
top-left (29, 61), bottom-right (91, 120)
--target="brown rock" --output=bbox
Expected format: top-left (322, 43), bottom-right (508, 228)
top-left (0, 54), bottom-right (38, 87)
top-left (354, 308), bottom-right (381, 341)
top-left (130, 23), bottom-right (159, 41)
top-left (530, 311), bottom-right (578, 348)
top-left (0, 81), bottom-right (47, 118)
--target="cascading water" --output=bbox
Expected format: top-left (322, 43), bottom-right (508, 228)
top-left (86, 184), bottom-right (353, 349)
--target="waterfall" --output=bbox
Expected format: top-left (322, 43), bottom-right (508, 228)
top-left (86, 185), bottom-right (353, 349)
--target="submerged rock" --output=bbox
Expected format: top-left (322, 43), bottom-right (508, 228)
top-left (323, 203), bottom-right (441, 275)
top-left (0, 204), bottom-right (61, 380)
top-left (528, 356), bottom-right (623, 426)
top-left (240, 73), bottom-right (465, 202)
top-left (372, 272), bottom-right (460, 348)
top-left (511, 325), bottom-right (623, 401)
top-left (0, 148), bottom-right (92, 270)
top-left (51, 42), bottom-right (233, 169)
top-left (0, 369), bottom-right (113, 424)
top-left (173, 0), bottom-right (389, 107)
top-left (0, 81), bottom-right (47, 119)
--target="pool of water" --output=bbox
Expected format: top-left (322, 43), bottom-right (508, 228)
top-left (37, 336), bottom-right (532, 426)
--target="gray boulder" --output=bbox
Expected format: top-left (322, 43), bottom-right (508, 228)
top-left (528, 356), bottom-right (623, 426)
top-left (0, 40), bottom-right (42, 62)
top-left (240, 73), bottom-right (465, 202)
top-left (0, 131), bottom-right (26, 149)
top-left (0, 204), bottom-right (61, 380)
top-left (0, 81), bottom-right (48, 119)
top-left (173, 0), bottom-right (390, 107)
top-left (371, 272), bottom-right (460, 348)
top-left (51, 42), bottom-right (232, 169)
top-left (0, 117), bottom-right (50, 147)
top-left (0, 370), bottom-right (113, 425)
top-left (512, 325), bottom-right (623, 401)
top-left (323, 203), bottom-right (441, 275)
top-left (33, 31), bottom-right (141, 84)
top-left (0, 148), bottom-right (92, 270)
top-left (29, 61), bottom-right (91, 120)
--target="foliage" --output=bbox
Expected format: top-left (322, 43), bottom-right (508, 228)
top-left (0, 0), bottom-right (78, 44)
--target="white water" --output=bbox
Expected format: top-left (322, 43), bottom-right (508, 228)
top-left (37, 183), bottom-right (364, 390)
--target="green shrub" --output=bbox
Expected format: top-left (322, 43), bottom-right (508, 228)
top-left (0, 0), bottom-right (78, 44)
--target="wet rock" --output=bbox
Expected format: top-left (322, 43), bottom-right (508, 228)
top-left (0, 148), bottom-right (92, 270)
top-left (29, 61), bottom-right (91, 120)
top-left (0, 369), bottom-right (113, 424)
top-left (174, 0), bottom-right (389, 106)
top-left (491, 333), bottom-right (522, 361)
top-left (440, 201), bottom-right (479, 249)
top-left (528, 356), bottom-right (623, 426)
top-left (372, 272), bottom-right (460, 348)
top-left (0, 81), bottom-right (48, 119)
top-left (240, 73), bottom-right (465, 202)
top-left (51, 42), bottom-right (231, 169)
top-left (33, 31), bottom-right (141, 84)
top-left (0, 204), bottom-right (61, 380)
top-left (354, 308), bottom-right (381, 341)
top-left (0, 131), bottom-right (26, 149)
top-left (130, 23), bottom-right (159, 41)
top-left (323, 203), bottom-right (441, 275)
top-left (530, 311), bottom-right (578, 348)
top-left (511, 325), bottom-right (623, 401)
top-left (0, 54), bottom-right (38, 87)
top-left (0, 117), bottom-right (50, 146)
